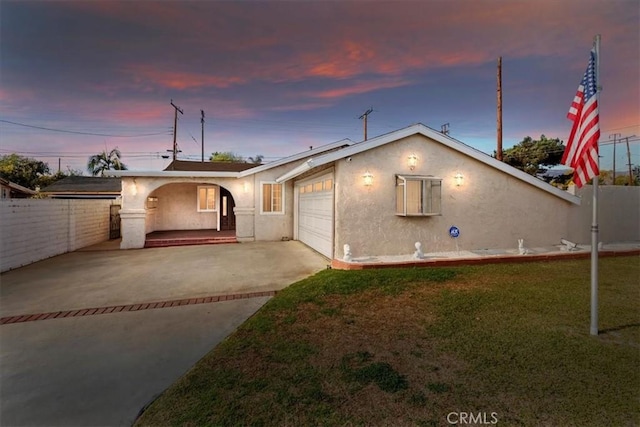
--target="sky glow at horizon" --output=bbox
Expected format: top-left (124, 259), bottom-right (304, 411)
top-left (1, 0), bottom-right (638, 174)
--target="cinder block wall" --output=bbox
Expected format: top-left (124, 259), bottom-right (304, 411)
top-left (0, 199), bottom-right (116, 272)
top-left (569, 186), bottom-right (640, 244)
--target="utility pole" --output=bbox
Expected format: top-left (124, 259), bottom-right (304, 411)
top-left (170, 99), bottom-right (184, 162)
top-left (625, 135), bottom-right (636, 185)
top-left (497, 56), bottom-right (503, 161)
top-left (441, 123), bottom-right (450, 135)
top-left (359, 108), bottom-right (374, 141)
top-left (58, 158), bottom-right (61, 174)
top-left (201, 110), bottom-right (205, 163)
top-left (609, 133), bottom-right (621, 183)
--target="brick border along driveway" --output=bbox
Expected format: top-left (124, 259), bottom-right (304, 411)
top-left (0, 290), bottom-right (276, 325)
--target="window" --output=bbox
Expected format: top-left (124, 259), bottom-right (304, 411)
top-left (262, 182), bottom-right (284, 214)
top-left (324, 179), bottom-right (333, 190)
top-left (395, 175), bottom-right (442, 216)
top-left (197, 186), bottom-right (216, 212)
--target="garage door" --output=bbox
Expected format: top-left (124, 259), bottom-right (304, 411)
top-left (296, 172), bottom-right (334, 258)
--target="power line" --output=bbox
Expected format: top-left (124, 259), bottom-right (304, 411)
top-left (0, 119), bottom-right (169, 138)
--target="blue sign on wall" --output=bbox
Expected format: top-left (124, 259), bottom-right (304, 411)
top-left (449, 226), bottom-right (460, 238)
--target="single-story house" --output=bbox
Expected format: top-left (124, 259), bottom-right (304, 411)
top-left (0, 178), bottom-right (37, 199)
top-left (110, 123), bottom-right (586, 260)
top-left (40, 176), bottom-right (122, 199)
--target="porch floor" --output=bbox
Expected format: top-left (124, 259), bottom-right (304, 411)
top-left (144, 229), bottom-right (237, 248)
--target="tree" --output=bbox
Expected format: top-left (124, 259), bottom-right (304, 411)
top-left (0, 154), bottom-right (50, 189)
top-left (210, 151), bottom-right (245, 162)
top-left (87, 148), bottom-right (127, 176)
top-left (500, 135), bottom-right (565, 176)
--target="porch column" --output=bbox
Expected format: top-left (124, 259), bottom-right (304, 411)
top-left (234, 207), bottom-right (255, 242)
top-left (120, 209), bottom-right (147, 249)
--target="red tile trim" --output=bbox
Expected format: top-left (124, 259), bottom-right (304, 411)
top-left (0, 290), bottom-right (277, 325)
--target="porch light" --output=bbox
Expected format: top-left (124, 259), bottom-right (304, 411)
top-left (454, 172), bottom-right (464, 187)
top-left (363, 171), bottom-right (374, 187)
top-left (408, 153), bottom-right (418, 170)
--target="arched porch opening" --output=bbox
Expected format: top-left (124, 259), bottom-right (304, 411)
top-left (143, 181), bottom-right (238, 247)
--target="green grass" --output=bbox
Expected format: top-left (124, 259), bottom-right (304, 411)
top-left (136, 256), bottom-right (640, 426)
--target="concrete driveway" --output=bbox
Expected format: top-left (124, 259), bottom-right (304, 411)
top-left (0, 241), bottom-right (328, 426)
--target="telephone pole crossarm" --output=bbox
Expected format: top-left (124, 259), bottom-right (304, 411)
top-left (359, 108), bottom-right (374, 141)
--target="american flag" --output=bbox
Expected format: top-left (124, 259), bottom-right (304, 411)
top-left (561, 48), bottom-right (600, 188)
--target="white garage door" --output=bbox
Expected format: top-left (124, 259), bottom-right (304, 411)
top-left (296, 172), bottom-right (334, 258)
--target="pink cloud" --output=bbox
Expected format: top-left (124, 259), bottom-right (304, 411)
top-left (124, 65), bottom-right (246, 90)
top-left (304, 77), bottom-right (414, 100)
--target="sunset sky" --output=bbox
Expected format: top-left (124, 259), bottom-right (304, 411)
top-left (1, 0), bottom-right (638, 174)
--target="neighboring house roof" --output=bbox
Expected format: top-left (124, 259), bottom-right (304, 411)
top-left (164, 160), bottom-right (257, 172)
top-left (109, 138), bottom-right (353, 178)
top-left (0, 177), bottom-right (37, 197)
top-left (40, 176), bottom-right (122, 198)
top-left (276, 123), bottom-right (580, 205)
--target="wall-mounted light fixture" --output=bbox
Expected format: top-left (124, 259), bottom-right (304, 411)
top-left (363, 171), bottom-right (374, 187)
top-left (408, 153), bottom-right (418, 170)
top-left (146, 196), bottom-right (158, 209)
top-left (454, 172), bottom-right (464, 187)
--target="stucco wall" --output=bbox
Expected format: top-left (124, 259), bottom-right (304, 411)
top-left (568, 185), bottom-right (640, 244)
top-left (119, 176), bottom-right (250, 248)
top-left (150, 183), bottom-right (218, 231)
top-left (252, 165), bottom-right (295, 241)
top-left (333, 134), bottom-right (575, 258)
top-left (118, 171), bottom-right (298, 248)
top-left (0, 199), bottom-right (115, 272)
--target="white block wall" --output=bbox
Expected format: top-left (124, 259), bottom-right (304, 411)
top-left (0, 199), bottom-right (117, 272)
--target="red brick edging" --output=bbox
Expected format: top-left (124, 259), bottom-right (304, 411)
top-left (0, 290), bottom-right (276, 325)
top-left (330, 249), bottom-right (640, 270)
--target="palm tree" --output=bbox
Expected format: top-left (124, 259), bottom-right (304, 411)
top-left (248, 154), bottom-right (264, 164)
top-left (87, 148), bottom-right (127, 176)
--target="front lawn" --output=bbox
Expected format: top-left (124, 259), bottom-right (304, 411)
top-left (136, 256), bottom-right (640, 426)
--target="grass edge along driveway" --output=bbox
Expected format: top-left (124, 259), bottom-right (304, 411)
top-left (136, 256), bottom-right (640, 426)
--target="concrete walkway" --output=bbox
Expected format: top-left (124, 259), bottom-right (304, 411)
top-left (0, 241), bottom-right (328, 426)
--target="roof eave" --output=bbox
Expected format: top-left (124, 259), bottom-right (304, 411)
top-left (106, 170), bottom-right (241, 178)
top-left (239, 138), bottom-right (353, 178)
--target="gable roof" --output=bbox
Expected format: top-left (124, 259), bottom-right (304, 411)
top-left (164, 160), bottom-right (257, 172)
top-left (238, 138), bottom-right (353, 177)
top-left (0, 177), bottom-right (37, 196)
top-left (276, 123), bottom-right (580, 205)
top-left (40, 176), bottom-right (122, 194)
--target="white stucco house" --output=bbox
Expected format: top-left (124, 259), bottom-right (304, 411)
top-left (108, 123), bottom-right (605, 262)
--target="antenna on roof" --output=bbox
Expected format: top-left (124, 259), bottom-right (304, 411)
top-left (441, 123), bottom-right (450, 135)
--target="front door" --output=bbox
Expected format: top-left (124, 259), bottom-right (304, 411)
top-left (220, 187), bottom-right (236, 230)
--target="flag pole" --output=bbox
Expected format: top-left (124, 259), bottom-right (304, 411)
top-left (590, 34), bottom-right (601, 336)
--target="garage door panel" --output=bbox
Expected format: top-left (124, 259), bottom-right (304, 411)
top-left (297, 173), bottom-right (334, 258)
